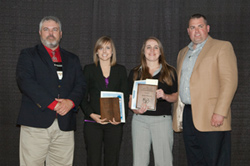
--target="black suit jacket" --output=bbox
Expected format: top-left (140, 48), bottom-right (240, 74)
top-left (80, 63), bottom-right (128, 121)
top-left (16, 44), bottom-right (86, 131)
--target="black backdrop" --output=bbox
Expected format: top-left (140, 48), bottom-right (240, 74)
top-left (0, 0), bottom-right (250, 165)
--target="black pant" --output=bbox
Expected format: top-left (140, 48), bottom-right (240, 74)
top-left (183, 105), bottom-right (231, 166)
top-left (83, 122), bottom-right (123, 166)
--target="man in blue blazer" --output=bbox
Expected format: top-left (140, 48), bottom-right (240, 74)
top-left (16, 16), bottom-right (86, 166)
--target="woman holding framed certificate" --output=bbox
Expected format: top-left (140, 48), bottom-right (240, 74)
top-left (128, 37), bottom-right (178, 166)
top-left (80, 36), bottom-right (128, 166)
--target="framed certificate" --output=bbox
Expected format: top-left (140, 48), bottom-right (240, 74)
top-left (136, 84), bottom-right (157, 111)
top-left (131, 79), bottom-right (158, 111)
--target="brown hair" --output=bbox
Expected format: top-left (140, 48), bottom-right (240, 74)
top-left (133, 36), bottom-right (176, 86)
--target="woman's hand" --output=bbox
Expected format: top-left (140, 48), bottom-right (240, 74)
top-left (156, 89), bottom-right (178, 103)
top-left (90, 113), bottom-right (108, 125)
top-left (132, 103), bottom-right (148, 114)
top-left (129, 95), bottom-right (148, 114)
top-left (156, 89), bottom-right (166, 99)
top-left (109, 118), bottom-right (121, 125)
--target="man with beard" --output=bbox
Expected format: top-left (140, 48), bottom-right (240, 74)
top-left (16, 16), bottom-right (86, 166)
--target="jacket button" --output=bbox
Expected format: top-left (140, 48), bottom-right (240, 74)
top-left (58, 85), bottom-right (61, 88)
top-left (37, 104), bottom-right (42, 108)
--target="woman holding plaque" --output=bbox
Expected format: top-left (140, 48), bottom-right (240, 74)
top-left (128, 37), bottom-right (178, 166)
top-left (80, 36), bottom-right (128, 166)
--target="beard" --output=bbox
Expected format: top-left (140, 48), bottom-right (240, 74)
top-left (40, 35), bottom-right (60, 48)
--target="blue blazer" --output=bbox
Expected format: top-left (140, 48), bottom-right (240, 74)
top-left (16, 44), bottom-right (86, 131)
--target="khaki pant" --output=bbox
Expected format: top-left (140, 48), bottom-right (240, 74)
top-left (132, 114), bottom-right (173, 166)
top-left (20, 119), bottom-right (74, 166)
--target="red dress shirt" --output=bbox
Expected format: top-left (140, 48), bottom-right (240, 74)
top-left (43, 45), bottom-right (75, 111)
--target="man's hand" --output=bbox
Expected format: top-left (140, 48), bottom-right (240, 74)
top-left (211, 113), bottom-right (224, 127)
top-left (54, 99), bottom-right (74, 116)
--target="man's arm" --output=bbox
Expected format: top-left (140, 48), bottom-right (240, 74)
top-left (55, 55), bottom-right (86, 115)
top-left (16, 49), bottom-right (55, 110)
top-left (211, 42), bottom-right (238, 126)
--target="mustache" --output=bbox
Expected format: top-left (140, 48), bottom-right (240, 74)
top-left (46, 35), bottom-right (56, 39)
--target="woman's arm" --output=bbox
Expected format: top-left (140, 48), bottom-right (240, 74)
top-left (156, 90), bottom-right (178, 103)
top-left (128, 95), bottom-right (148, 114)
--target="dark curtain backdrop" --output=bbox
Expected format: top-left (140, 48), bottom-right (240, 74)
top-left (0, 0), bottom-right (249, 165)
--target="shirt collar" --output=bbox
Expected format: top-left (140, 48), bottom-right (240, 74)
top-left (139, 64), bottom-right (162, 77)
top-left (153, 64), bottom-right (162, 76)
top-left (43, 44), bottom-right (60, 54)
top-left (188, 37), bottom-right (208, 51)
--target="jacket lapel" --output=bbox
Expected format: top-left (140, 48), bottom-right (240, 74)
top-left (107, 66), bottom-right (116, 90)
top-left (192, 36), bottom-right (213, 72)
top-left (60, 48), bottom-right (68, 82)
top-left (96, 64), bottom-right (107, 90)
top-left (96, 64), bottom-right (118, 90)
top-left (37, 44), bottom-right (58, 79)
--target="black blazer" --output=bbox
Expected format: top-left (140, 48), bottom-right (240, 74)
top-left (16, 44), bottom-right (86, 131)
top-left (80, 63), bottom-right (128, 121)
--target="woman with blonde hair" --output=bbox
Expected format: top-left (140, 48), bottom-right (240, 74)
top-left (128, 37), bottom-right (178, 166)
top-left (81, 36), bottom-right (128, 166)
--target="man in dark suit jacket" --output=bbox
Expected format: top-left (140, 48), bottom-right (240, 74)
top-left (16, 16), bottom-right (86, 166)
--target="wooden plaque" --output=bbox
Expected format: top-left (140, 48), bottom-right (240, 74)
top-left (100, 97), bottom-right (121, 122)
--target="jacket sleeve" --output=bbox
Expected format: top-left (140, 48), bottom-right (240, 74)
top-left (16, 49), bottom-right (55, 110)
top-left (65, 55), bottom-right (86, 108)
top-left (214, 42), bottom-right (238, 117)
top-left (80, 65), bottom-right (95, 117)
top-left (119, 66), bottom-right (129, 119)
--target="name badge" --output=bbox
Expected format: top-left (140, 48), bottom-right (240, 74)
top-left (57, 71), bottom-right (63, 80)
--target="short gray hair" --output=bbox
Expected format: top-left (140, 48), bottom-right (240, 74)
top-left (39, 16), bottom-right (62, 31)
